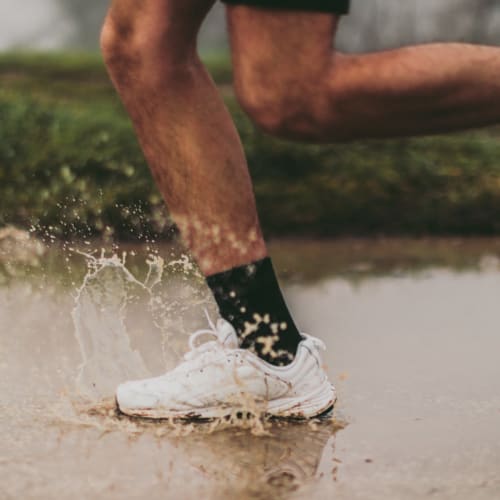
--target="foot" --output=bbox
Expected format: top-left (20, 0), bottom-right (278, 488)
top-left (116, 314), bottom-right (336, 419)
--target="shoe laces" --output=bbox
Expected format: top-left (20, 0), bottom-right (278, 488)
top-left (184, 312), bottom-right (325, 362)
top-left (184, 309), bottom-right (234, 361)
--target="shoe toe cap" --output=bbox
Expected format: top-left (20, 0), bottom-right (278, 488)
top-left (116, 380), bottom-right (161, 414)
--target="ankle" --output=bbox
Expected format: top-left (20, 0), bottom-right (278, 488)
top-left (207, 257), bottom-right (302, 367)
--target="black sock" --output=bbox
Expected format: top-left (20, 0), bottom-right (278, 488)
top-left (206, 257), bottom-right (302, 366)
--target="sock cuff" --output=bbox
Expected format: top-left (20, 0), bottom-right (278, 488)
top-left (206, 257), bottom-right (273, 291)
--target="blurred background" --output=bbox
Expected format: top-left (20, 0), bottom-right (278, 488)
top-left (0, 0), bottom-right (500, 240)
top-left (2, 0), bottom-right (500, 52)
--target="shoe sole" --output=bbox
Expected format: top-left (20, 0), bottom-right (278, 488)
top-left (117, 383), bottom-right (336, 421)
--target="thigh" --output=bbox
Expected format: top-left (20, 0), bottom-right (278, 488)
top-left (226, 5), bottom-right (340, 87)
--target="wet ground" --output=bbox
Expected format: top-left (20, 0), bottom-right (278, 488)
top-left (1, 237), bottom-right (500, 499)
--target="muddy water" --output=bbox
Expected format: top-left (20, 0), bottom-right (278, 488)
top-left (1, 238), bottom-right (500, 500)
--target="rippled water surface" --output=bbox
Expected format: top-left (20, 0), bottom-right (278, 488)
top-left (1, 237), bottom-right (500, 499)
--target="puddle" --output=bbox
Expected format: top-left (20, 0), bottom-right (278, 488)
top-left (2, 237), bottom-right (500, 499)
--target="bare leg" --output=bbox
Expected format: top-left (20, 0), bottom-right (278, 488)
top-left (227, 6), bottom-right (500, 142)
top-left (101, 0), bottom-right (267, 275)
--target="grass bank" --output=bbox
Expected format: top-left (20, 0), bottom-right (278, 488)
top-left (1, 52), bottom-right (500, 239)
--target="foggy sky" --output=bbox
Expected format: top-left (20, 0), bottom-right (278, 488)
top-left (0, 0), bottom-right (498, 52)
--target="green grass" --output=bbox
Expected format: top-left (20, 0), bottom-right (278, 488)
top-left (0, 51), bottom-right (233, 100)
top-left (1, 52), bottom-right (500, 239)
top-left (0, 52), bottom-right (106, 79)
top-left (0, 51), bottom-right (233, 82)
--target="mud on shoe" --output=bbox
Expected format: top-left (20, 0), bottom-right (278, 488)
top-left (116, 313), bottom-right (336, 420)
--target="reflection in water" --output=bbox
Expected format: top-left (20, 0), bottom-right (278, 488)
top-left (74, 396), bottom-right (342, 500)
top-left (176, 421), bottom-right (340, 499)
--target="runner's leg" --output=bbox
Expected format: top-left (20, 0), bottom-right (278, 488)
top-left (101, 0), bottom-right (302, 365)
top-left (101, 0), bottom-right (267, 276)
top-left (227, 5), bottom-right (500, 141)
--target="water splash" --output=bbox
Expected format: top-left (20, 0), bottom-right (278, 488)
top-left (72, 249), bottom-right (215, 400)
top-left (73, 252), bottom-right (150, 398)
top-left (68, 247), bottom-right (340, 436)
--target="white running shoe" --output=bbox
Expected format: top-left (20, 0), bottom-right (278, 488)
top-left (116, 314), bottom-right (336, 419)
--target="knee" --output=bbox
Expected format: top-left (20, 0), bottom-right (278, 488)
top-left (234, 77), bottom-right (309, 139)
top-left (232, 51), bottom-right (359, 142)
top-left (234, 68), bottom-right (334, 141)
top-left (100, 15), bottom-right (136, 81)
top-left (100, 16), bottom-right (146, 89)
top-left (100, 12), bottom-right (194, 89)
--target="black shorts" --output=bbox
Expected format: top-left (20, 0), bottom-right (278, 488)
top-left (221, 0), bottom-right (350, 15)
